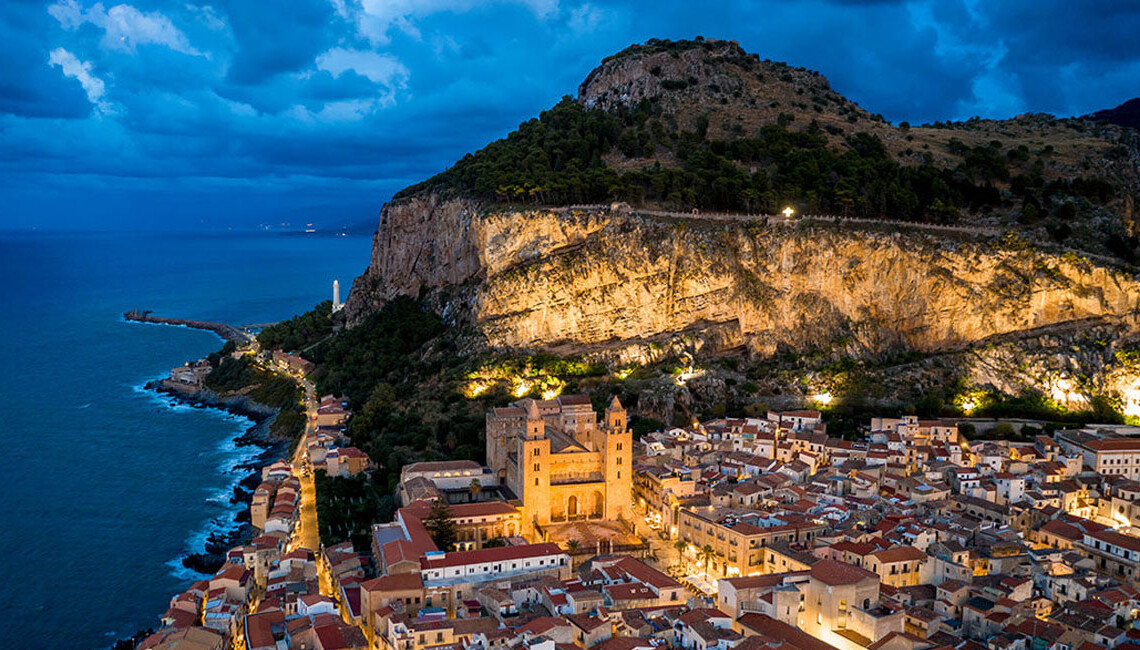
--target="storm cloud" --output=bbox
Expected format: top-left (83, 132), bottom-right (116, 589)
top-left (2, 0), bottom-right (1138, 228)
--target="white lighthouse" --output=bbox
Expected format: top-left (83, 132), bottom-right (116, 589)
top-left (332, 280), bottom-right (344, 313)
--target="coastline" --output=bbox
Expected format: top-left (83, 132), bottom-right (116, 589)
top-left (144, 377), bottom-right (291, 574)
top-left (110, 374), bottom-right (294, 648)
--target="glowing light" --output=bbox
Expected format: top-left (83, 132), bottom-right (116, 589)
top-left (813, 392), bottom-right (833, 405)
top-left (513, 381), bottom-right (532, 398)
top-left (615, 367), bottom-right (634, 380)
top-left (465, 382), bottom-right (488, 398)
top-left (1050, 377), bottom-right (1087, 408)
top-left (781, 206), bottom-right (796, 219)
top-left (542, 387), bottom-right (562, 400)
top-left (1123, 381), bottom-right (1140, 418)
top-left (674, 366), bottom-right (703, 387)
top-left (961, 400), bottom-right (976, 414)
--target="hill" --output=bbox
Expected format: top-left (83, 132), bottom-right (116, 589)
top-left (327, 39), bottom-right (1140, 432)
top-left (1088, 97), bottom-right (1140, 131)
top-left (398, 38), bottom-right (1139, 260)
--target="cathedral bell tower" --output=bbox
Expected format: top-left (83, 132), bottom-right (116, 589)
top-left (602, 396), bottom-right (632, 521)
top-left (519, 399), bottom-right (551, 537)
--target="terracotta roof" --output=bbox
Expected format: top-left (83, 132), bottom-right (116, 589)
top-left (1085, 439), bottom-right (1140, 452)
top-left (810, 559), bottom-right (877, 586)
top-left (1087, 529), bottom-right (1140, 553)
top-left (362, 572), bottom-right (423, 593)
top-left (719, 571), bottom-right (809, 590)
top-left (737, 613), bottom-right (840, 650)
top-left (870, 546), bottom-right (927, 564)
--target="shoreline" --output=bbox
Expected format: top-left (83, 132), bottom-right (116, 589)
top-left (145, 378), bottom-right (291, 574)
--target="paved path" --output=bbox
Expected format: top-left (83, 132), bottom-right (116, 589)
top-left (282, 373), bottom-right (334, 596)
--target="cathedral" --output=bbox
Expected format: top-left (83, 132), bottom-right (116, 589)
top-left (485, 394), bottom-right (632, 537)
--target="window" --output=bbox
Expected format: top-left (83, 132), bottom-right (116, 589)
top-left (534, 463), bottom-right (540, 472)
top-left (533, 448), bottom-right (540, 457)
top-left (535, 478), bottom-right (539, 486)
top-left (839, 599), bottom-right (846, 611)
top-left (617, 443), bottom-right (623, 451)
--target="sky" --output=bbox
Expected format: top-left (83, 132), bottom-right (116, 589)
top-left (2, 0), bottom-right (1139, 230)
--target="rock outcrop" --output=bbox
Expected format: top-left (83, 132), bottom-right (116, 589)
top-left (347, 197), bottom-right (1140, 368)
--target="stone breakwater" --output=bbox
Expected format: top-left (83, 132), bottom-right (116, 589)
top-left (124, 310), bottom-right (256, 345)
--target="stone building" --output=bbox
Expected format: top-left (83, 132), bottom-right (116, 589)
top-left (486, 394), bottom-right (632, 537)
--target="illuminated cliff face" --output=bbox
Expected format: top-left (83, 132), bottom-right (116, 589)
top-left (346, 195), bottom-right (1140, 367)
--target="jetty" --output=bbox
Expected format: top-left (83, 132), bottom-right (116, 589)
top-left (124, 309), bottom-right (257, 345)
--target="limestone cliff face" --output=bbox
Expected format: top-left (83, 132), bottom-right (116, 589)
top-left (346, 196), bottom-right (1140, 364)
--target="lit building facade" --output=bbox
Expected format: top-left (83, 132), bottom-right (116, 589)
top-left (486, 395), bottom-right (632, 537)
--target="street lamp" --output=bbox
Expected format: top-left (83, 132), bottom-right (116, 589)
top-left (781, 206), bottom-right (795, 219)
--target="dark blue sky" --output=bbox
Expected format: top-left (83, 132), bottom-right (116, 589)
top-left (2, 0), bottom-right (1139, 230)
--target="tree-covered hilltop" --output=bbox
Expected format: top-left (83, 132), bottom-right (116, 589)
top-left (397, 97), bottom-right (988, 221)
top-left (395, 37), bottom-right (1140, 258)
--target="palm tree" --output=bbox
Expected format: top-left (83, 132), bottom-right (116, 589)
top-left (567, 539), bottom-right (580, 554)
top-left (700, 544), bottom-right (716, 582)
top-left (468, 478), bottom-right (481, 502)
top-left (673, 539), bottom-right (688, 571)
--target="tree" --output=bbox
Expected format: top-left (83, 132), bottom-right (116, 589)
top-left (567, 539), bottom-right (581, 554)
top-left (469, 478), bottom-right (481, 502)
top-left (423, 500), bottom-right (457, 550)
top-left (700, 544), bottom-right (716, 581)
top-left (990, 422), bottom-right (1017, 440)
top-left (673, 539), bottom-right (688, 570)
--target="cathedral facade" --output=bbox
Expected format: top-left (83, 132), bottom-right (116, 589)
top-left (485, 394), bottom-right (632, 537)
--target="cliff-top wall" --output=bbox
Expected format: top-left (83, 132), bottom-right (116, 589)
top-left (345, 195), bottom-right (1140, 363)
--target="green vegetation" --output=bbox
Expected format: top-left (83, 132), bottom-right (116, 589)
top-left (423, 501), bottom-right (457, 550)
top-left (397, 97), bottom-right (998, 222)
top-left (313, 470), bottom-right (391, 550)
top-left (204, 355), bottom-right (306, 440)
top-left (258, 300), bottom-right (335, 352)
top-left (308, 297), bottom-right (447, 407)
top-left (301, 298), bottom-right (506, 535)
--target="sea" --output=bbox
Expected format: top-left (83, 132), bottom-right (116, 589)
top-left (0, 229), bottom-right (373, 648)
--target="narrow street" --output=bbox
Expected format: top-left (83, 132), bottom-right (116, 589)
top-left (283, 374), bottom-right (333, 596)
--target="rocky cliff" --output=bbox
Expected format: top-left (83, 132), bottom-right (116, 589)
top-left (345, 38), bottom-right (1140, 415)
top-left (347, 197), bottom-right (1140, 364)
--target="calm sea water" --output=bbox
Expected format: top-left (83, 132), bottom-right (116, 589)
top-left (0, 229), bottom-right (373, 648)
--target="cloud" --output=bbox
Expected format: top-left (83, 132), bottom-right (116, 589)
top-left (0, 2), bottom-right (93, 118)
top-left (315, 47), bottom-right (409, 86)
top-left (567, 3), bottom-right (604, 32)
top-left (223, 0), bottom-right (338, 84)
top-left (48, 0), bottom-right (204, 56)
top-left (48, 47), bottom-right (109, 110)
top-left (349, 0), bottom-right (561, 45)
top-left (4, 0), bottom-right (1140, 229)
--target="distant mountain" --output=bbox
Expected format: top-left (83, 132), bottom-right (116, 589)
top-left (1086, 97), bottom-right (1140, 130)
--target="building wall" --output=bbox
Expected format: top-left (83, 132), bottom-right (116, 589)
top-left (799, 576), bottom-right (897, 650)
top-left (490, 398), bottom-right (632, 539)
